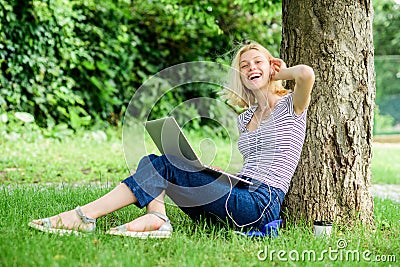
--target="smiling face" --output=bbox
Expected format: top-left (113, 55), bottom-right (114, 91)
top-left (239, 49), bottom-right (272, 91)
top-left (225, 42), bottom-right (287, 108)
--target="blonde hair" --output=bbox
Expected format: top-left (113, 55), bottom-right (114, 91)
top-left (221, 41), bottom-right (289, 109)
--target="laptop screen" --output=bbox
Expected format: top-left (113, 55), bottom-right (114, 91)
top-left (144, 117), bottom-right (202, 166)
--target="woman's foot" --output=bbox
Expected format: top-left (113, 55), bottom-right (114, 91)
top-left (29, 206), bottom-right (96, 235)
top-left (111, 213), bottom-right (166, 232)
top-left (108, 211), bottom-right (173, 238)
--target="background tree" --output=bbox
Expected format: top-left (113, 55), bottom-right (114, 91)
top-left (280, 0), bottom-right (375, 225)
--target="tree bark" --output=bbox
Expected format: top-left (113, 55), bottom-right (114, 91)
top-left (281, 0), bottom-right (375, 225)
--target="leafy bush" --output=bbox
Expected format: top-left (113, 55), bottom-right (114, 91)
top-left (373, 106), bottom-right (396, 135)
top-left (373, 0), bottom-right (400, 131)
top-left (373, 0), bottom-right (400, 56)
top-left (0, 0), bottom-right (282, 131)
top-left (374, 56), bottom-right (400, 100)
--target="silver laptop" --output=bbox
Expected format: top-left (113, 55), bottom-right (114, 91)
top-left (144, 117), bottom-right (253, 185)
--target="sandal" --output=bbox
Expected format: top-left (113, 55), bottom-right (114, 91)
top-left (106, 211), bottom-right (173, 239)
top-left (28, 206), bottom-right (96, 236)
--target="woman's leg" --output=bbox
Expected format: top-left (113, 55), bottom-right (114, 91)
top-left (31, 154), bottom-right (172, 232)
top-left (115, 191), bottom-right (167, 232)
top-left (80, 183), bottom-right (137, 218)
top-left (176, 183), bottom-right (285, 231)
top-left (133, 155), bottom-right (285, 230)
top-left (114, 153), bottom-right (227, 232)
top-left (31, 183), bottom-right (138, 230)
top-left (109, 154), bottom-right (284, 232)
top-left (118, 154), bottom-right (282, 231)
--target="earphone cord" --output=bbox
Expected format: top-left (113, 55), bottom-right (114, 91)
top-left (224, 176), bottom-right (272, 228)
top-left (225, 71), bottom-right (276, 228)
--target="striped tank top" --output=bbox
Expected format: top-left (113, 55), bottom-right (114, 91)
top-left (236, 93), bottom-right (307, 194)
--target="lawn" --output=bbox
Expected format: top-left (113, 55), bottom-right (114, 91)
top-left (0, 129), bottom-right (399, 266)
top-left (1, 129), bottom-right (398, 185)
top-left (371, 143), bottom-right (400, 184)
top-left (0, 185), bottom-right (398, 266)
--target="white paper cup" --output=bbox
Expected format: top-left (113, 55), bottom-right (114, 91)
top-left (313, 221), bottom-right (332, 237)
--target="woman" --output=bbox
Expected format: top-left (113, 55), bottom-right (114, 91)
top-left (29, 41), bottom-right (315, 238)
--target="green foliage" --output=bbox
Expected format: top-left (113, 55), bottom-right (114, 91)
top-left (373, 0), bottom-right (400, 129)
top-left (373, 0), bottom-right (400, 55)
top-left (374, 56), bottom-right (400, 126)
top-left (374, 56), bottom-right (400, 100)
top-left (0, 111), bottom-right (43, 142)
top-left (373, 106), bottom-right (396, 135)
top-left (0, 0), bottom-right (282, 131)
top-left (0, 0), bottom-right (88, 128)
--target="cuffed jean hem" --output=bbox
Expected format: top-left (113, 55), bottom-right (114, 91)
top-left (122, 176), bottom-right (155, 209)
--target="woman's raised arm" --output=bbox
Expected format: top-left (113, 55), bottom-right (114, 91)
top-left (271, 58), bottom-right (315, 114)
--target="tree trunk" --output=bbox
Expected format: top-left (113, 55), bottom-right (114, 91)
top-left (280, 0), bottom-right (375, 225)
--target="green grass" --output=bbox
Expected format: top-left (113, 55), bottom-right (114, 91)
top-left (371, 143), bottom-right (400, 184)
top-left (1, 130), bottom-right (399, 185)
top-left (0, 185), bottom-right (398, 267)
top-left (0, 132), bottom-right (128, 184)
top-left (0, 130), bottom-right (399, 266)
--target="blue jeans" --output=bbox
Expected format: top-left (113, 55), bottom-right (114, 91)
top-left (122, 154), bottom-right (285, 231)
